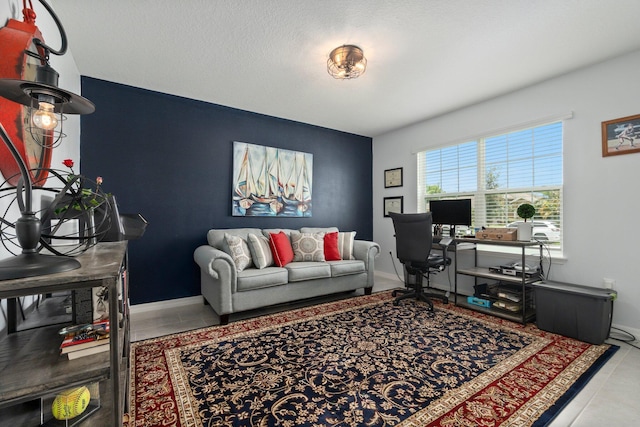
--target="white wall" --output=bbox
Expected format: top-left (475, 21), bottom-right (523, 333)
top-left (374, 49), bottom-right (640, 331)
top-left (0, 0), bottom-right (82, 331)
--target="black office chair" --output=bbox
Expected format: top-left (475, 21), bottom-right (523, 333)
top-left (390, 212), bottom-right (451, 310)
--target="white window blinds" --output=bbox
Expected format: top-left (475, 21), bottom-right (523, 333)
top-left (417, 121), bottom-right (563, 246)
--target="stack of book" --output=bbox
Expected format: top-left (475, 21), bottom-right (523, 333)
top-left (59, 321), bottom-right (110, 360)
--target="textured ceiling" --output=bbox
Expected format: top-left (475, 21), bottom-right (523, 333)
top-left (49, 0), bottom-right (640, 137)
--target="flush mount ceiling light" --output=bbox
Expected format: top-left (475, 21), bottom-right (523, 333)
top-left (327, 45), bottom-right (367, 79)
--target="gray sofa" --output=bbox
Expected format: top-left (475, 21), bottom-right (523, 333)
top-left (193, 227), bottom-right (380, 324)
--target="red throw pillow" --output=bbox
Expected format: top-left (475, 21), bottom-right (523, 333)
top-left (324, 232), bottom-right (341, 261)
top-left (269, 232), bottom-right (294, 267)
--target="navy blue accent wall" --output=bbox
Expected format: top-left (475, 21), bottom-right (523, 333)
top-left (80, 77), bottom-right (373, 305)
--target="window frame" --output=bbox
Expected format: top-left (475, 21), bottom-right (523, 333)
top-left (417, 119), bottom-right (565, 255)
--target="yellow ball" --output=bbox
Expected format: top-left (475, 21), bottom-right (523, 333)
top-left (51, 386), bottom-right (90, 420)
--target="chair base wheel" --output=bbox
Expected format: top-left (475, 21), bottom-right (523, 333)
top-left (392, 286), bottom-right (447, 310)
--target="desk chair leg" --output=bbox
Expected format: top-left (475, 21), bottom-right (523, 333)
top-left (393, 267), bottom-right (449, 309)
top-left (394, 289), bottom-right (434, 310)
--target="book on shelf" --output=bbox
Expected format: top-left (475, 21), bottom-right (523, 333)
top-left (455, 242), bottom-right (476, 250)
top-left (66, 343), bottom-right (110, 360)
top-left (60, 321), bottom-right (110, 354)
top-left (497, 291), bottom-right (522, 302)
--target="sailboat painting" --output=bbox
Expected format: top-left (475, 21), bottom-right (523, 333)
top-left (232, 141), bottom-right (313, 217)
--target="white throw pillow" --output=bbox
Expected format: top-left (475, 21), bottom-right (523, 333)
top-left (291, 232), bottom-right (326, 262)
top-left (338, 231), bottom-right (356, 260)
top-left (224, 233), bottom-right (254, 271)
top-left (247, 233), bottom-right (274, 269)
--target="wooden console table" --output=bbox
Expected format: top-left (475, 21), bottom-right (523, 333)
top-left (0, 241), bottom-right (129, 426)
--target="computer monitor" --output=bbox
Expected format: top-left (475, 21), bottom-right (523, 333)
top-left (429, 199), bottom-right (472, 227)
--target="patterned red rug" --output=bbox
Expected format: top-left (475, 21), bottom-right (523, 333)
top-left (127, 291), bottom-right (617, 426)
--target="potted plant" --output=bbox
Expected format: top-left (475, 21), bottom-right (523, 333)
top-left (516, 203), bottom-right (535, 241)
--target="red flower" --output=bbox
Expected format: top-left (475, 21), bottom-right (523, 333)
top-left (62, 159), bottom-right (74, 168)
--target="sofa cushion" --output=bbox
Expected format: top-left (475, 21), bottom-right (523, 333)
top-left (285, 262), bottom-right (331, 282)
top-left (247, 233), bottom-right (274, 269)
top-left (291, 232), bottom-right (326, 262)
top-left (224, 233), bottom-right (254, 271)
top-left (237, 267), bottom-right (288, 291)
top-left (324, 232), bottom-right (341, 261)
top-left (328, 260), bottom-right (366, 277)
top-left (300, 227), bottom-right (339, 234)
top-left (338, 231), bottom-right (356, 260)
top-left (262, 228), bottom-right (297, 238)
top-left (207, 228), bottom-right (262, 251)
top-left (269, 231), bottom-right (295, 267)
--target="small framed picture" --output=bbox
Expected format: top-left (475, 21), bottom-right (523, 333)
top-left (602, 113), bottom-right (640, 157)
top-left (384, 167), bottom-right (403, 188)
top-left (383, 196), bottom-right (404, 217)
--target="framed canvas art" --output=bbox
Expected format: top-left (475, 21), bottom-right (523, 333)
top-left (233, 142), bottom-right (313, 217)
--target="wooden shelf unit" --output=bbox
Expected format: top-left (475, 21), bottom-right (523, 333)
top-left (0, 241), bottom-right (129, 426)
top-left (453, 238), bottom-right (543, 324)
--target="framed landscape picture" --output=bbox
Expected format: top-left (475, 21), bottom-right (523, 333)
top-left (602, 113), bottom-right (640, 157)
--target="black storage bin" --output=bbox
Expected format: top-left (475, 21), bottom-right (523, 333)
top-left (531, 280), bottom-right (616, 344)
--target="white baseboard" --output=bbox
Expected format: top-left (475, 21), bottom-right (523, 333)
top-left (374, 270), bottom-right (403, 283)
top-left (610, 324), bottom-right (640, 344)
top-left (129, 295), bottom-right (204, 314)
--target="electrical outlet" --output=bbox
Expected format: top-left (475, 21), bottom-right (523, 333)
top-left (603, 278), bottom-right (615, 289)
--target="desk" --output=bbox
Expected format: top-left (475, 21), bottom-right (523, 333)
top-left (432, 236), bottom-right (476, 252)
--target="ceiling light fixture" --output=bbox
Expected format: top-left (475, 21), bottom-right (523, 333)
top-left (327, 45), bottom-right (367, 80)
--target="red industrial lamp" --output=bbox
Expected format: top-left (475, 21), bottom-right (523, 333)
top-left (0, 0), bottom-right (95, 279)
top-left (0, 0), bottom-right (94, 186)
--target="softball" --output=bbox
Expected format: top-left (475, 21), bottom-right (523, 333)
top-left (51, 386), bottom-right (90, 420)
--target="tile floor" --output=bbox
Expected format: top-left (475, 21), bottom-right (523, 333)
top-left (130, 275), bottom-right (640, 426)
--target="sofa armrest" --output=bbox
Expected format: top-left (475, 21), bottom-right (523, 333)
top-left (353, 240), bottom-right (380, 288)
top-left (353, 240), bottom-right (380, 264)
top-left (194, 245), bottom-right (238, 291)
top-left (193, 245), bottom-right (238, 316)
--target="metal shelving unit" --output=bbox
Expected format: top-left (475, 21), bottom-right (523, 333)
top-left (453, 238), bottom-right (543, 324)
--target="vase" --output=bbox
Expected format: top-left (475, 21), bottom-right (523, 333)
top-left (517, 222), bottom-right (533, 241)
top-left (50, 218), bottom-right (80, 247)
top-left (85, 209), bottom-right (97, 245)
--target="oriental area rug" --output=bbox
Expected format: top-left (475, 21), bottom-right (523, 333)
top-left (126, 291), bottom-right (617, 427)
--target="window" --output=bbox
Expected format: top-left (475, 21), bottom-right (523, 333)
top-left (417, 121), bottom-right (563, 248)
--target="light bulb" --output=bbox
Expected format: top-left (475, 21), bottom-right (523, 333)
top-left (32, 102), bottom-right (59, 130)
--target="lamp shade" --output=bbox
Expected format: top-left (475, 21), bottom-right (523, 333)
top-left (0, 78), bottom-right (95, 114)
top-left (327, 45), bottom-right (367, 79)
